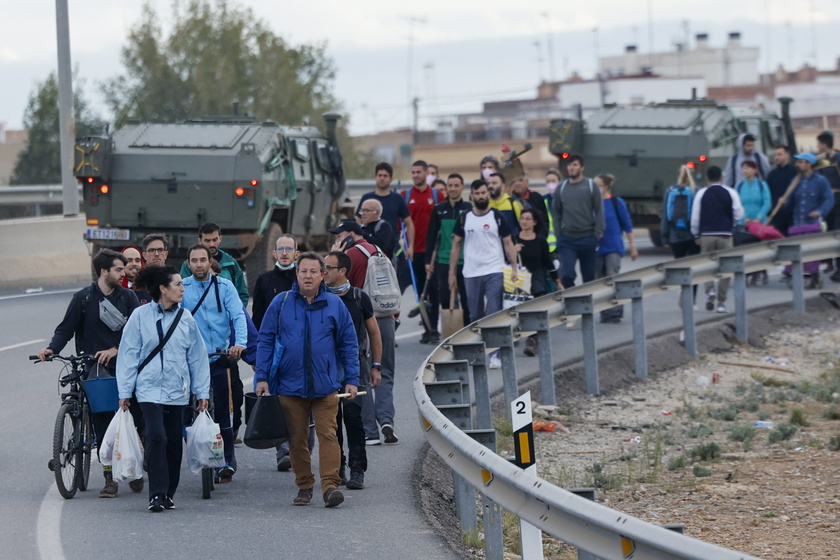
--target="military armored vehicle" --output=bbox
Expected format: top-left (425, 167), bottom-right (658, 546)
top-left (548, 97), bottom-right (796, 246)
top-left (75, 113), bottom-right (348, 290)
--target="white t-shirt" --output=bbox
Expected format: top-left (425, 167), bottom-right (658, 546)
top-left (456, 210), bottom-right (509, 278)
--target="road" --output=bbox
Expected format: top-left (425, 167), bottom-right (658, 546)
top-left (0, 235), bottom-right (819, 559)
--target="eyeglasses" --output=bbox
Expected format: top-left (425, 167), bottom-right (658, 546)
top-left (324, 265), bottom-right (340, 271)
top-left (145, 248), bottom-right (167, 254)
top-left (274, 247), bottom-right (295, 253)
top-left (359, 209), bottom-right (377, 213)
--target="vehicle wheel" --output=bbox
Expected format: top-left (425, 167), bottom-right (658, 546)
top-left (648, 228), bottom-right (663, 248)
top-left (245, 221), bottom-right (282, 295)
top-left (201, 467), bottom-right (213, 499)
top-left (77, 406), bottom-right (92, 491)
top-left (52, 402), bottom-right (79, 499)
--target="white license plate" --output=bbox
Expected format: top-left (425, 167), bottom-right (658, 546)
top-left (86, 228), bottom-right (130, 241)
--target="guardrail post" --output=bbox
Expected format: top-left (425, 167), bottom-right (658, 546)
top-left (451, 342), bottom-right (492, 429)
top-left (566, 488), bottom-right (597, 560)
top-left (466, 429), bottom-right (504, 560)
top-left (719, 255), bottom-right (748, 342)
top-left (777, 244), bottom-right (805, 312)
top-left (564, 295), bottom-right (599, 395)
top-left (481, 326), bottom-right (518, 414)
top-left (517, 310), bottom-right (556, 405)
top-left (614, 279), bottom-right (647, 379)
top-left (665, 267), bottom-right (698, 357)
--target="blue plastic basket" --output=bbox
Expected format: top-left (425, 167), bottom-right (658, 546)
top-left (83, 377), bottom-right (119, 413)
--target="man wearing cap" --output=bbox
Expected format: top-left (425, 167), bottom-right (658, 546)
top-left (780, 153), bottom-right (834, 228)
top-left (329, 220), bottom-right (378, 290)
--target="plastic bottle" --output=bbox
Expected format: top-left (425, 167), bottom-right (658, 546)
top-left (754, 421), bottom-right (775, 429)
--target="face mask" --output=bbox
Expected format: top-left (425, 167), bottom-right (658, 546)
top-left (327, 280), bottom-right (350, 294)
top-left (276, 261), bottom-right (295, 270)
top-left (425, 174), bottom-right (435, 187)
top-left (546, 181), bottom-right (558, 195)
top-left (474, 199), bottom-right (489, 211)
top-left (481, 168), bottom-right (494, 180)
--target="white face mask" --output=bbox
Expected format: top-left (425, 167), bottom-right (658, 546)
top-left (481, 168), bottom-right (494, 180)
top-left (425, 174), bottom-right (435, 187)
top-left (545, 181), bottom-right (559, 195)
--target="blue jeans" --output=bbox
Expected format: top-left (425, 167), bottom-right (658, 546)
top-left (464, 272), bottom-right (504, 321)
top-left (362, 316), bottom-right (396, 437)
top-left (557, 234), bottom-right (598, 289)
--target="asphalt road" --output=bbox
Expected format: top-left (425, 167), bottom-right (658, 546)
top-left (0, 235), bottom-right (820, 559)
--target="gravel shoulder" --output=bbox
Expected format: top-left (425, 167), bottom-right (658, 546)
top-left (418, 299), bottom-right (840, 560)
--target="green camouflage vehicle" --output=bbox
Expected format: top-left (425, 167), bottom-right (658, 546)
top-left (548, 97), bottom-right (796, 246)
top-left (75, 113), bottom-right (348, 290)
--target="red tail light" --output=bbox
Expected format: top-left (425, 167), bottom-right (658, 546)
top-left (99, 184), bottom-right (109, 194)
top-left (699, 155), bottom-right (707, 162)
top-left (250, 179), bottom-right (259, 187)
top-left (686, 161), bottom-right (696, 169)
top-left (235, 187), bottom-right (245, 196)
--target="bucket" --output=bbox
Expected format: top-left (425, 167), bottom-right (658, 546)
top-left (243, 393), bottom-right (288, 449)
top-left (83, 377), bottom-right (119, 413)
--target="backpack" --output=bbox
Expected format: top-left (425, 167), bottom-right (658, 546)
top-left (402, 187), bottom-right (441, 207)
top-left (665, 186), bottom-right (693, 231)
top-left (354, 244), bottom-right (401, 318)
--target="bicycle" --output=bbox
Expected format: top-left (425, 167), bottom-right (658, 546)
top-left (30, 354), bottom-right (96, 499)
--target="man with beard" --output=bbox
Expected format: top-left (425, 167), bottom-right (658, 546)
top-left (182, 244), bottom-right (247, 483)
top-left (551, 154), bottom-right (604, 289)
top-left (449, 180), bottom-right (519, 369)
top-left (180, 222), bottom-right (248, 306)
top-left (38, 249), bottom-right (141, 497)
top-left (724, 133), bottom-right (771, 187)
top-left (121, 246), bottom-right (151, 304)
top-left (487, 172), bottom-right (522, 236)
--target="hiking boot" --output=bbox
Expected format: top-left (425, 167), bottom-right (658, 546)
top-left (323, 487), bottom-right (344, 508)
top-left (293, 488), bottom-right (313, 506)
top-left (128, 477), bottom-right (144, 493)
top-left (419, 331), bottom-right (432, 344)
top-left (276, 456), bottom-right (292, 472)
top-left (148, 494), bottom-right (164, 513)
top-left (381, 424), bottom-right (399, 444)
top-left (163, 495), bottom-right (176, 510)
top-left (99, 472), bottom-right (118, 498)
top-left (346, 471), bottom-right (365, 490)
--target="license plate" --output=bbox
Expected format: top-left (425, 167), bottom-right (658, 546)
top-left (86, 228), bottom-right (130, 241)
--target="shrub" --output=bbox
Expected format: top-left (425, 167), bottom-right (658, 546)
top-left (708, 405), bottom-right (739, 422)
top-left (768, 423), bottom-right (797, 444)
top-left (828, 435), bottom-right (840, 452)
top-left (686, 423), bottom-right (713, 438)
top-left (790, 408), bottom-right (809, 427)
top-left (728, 424), bottom-right (757, 443)
top-left (692, 464), bottom-right (713, 477)
top-left (823, 405), bottom-right (840, 420)
top-left (667, 457), bottom-right (686, 471)
top-left (690, 442), bottom-right (721, 461)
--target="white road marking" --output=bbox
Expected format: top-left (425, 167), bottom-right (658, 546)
top-left (0, 339), bottom-right (45, 353)
top-left (36, 486), bottom-right (66, 560)
top-left (394, 329), bottom-right (423, 341)
top-left (0, 289), bottom-right (77, 301)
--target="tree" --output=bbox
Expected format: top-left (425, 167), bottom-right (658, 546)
top-left (11, 72), bottom-right (105, 185)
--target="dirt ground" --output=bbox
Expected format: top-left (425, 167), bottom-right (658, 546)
top-left (416, 300), bottom-right (840, 560)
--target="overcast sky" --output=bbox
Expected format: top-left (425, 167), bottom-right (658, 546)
top-left (2, 0), bottom-right (839, 135)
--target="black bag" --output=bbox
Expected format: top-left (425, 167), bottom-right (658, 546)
top-left (243, 393), bottom-right (288, 449)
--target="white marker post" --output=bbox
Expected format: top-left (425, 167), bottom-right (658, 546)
top-left (511, 391), bottom-right (543, 560)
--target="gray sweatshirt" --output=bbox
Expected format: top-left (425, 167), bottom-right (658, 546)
top-left (552, 177), bottom-right (605, 238)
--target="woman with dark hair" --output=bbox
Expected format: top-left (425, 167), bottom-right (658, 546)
top-left (515, 208), bottom-right (562, 356)
top-left (117, 266), bottom-right (210, 512)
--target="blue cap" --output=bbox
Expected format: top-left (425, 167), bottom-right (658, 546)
top-left (794, 152), bottom-right (817, 165)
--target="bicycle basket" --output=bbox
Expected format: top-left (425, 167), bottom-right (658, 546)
top-left (82, 363), bottom-right (119, 413)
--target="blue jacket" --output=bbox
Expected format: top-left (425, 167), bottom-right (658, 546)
top-left (255, 282), bottom-right (359, 398)
top-left (598, 196), bottom-right (633, 256)
top-left (182, 275), bottom-right (247, 363)
top-left (785, 172), bottom-right (834, 226)
top-left (116, 302), bottom-right (210, 404)
top-left (735, 178), bottom-right (771, 224)
top-left (180, 249), bottom-right (249, 306)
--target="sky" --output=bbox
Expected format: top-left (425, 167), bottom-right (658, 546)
top-left (2, 0), bottom-right (839, 136)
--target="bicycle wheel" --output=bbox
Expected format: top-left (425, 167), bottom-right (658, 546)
top-left (77, 405), bottom-right (92, 491)
top-left (51, 402), bottom-right (79, 499)
top-left (201, 467), bottom-right (213, 499)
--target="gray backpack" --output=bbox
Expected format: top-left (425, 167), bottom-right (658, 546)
top-left (355, 244), bottom-right (401, 318)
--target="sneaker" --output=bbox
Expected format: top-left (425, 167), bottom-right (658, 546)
top-left (705, 291), bottom-right (716, 311)
top-left (346, 471), bottom-right (365, 490)
top-left (293, 487), bottom-right (313, 506)
top-left (99, 479), bottom-right (118, 498)
top-left (163, 495), bottom-right (175, 510)
top-left (234, 436), bottom-right (243, 445)
top-left (716, 303), bottom-right (727, 314)
top-left (565, 318), bottom-right (578, 330)
top-left (276, 456), bottom-right (292, 472)
top-left (489, 355), bottom-right (502, 369)
top-left (365, 437), bottom-right (381, 446)
top-left (128, 477), bottom-right (144, 493)
top-left (382, 424), bottom-right (399, 444)
top-left (323, 487), bottom-right (344, 508)
top-left (217, 464), bottom-right (235, 483)
top-left (428, 332), bottom-right (441, 345)
top-left (148, 494), bottom-right (164, 513)
top-left (419, 331), bottom-right (432, 344)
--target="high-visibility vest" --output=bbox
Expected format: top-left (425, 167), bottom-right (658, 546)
top-left (545, 197), bottom-right (557, 252)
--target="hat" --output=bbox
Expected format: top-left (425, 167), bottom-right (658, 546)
top-left (328, 219), bottom-right (362, 235)
top-left (794, 152), bottom-right (817, 165)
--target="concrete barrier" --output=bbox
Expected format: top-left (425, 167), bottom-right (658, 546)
top-left (0, 216), bottom-right (92, 290)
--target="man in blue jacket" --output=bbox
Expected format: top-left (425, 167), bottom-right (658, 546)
top-left (182, 244), bottom-right (247, 482)
top-left (255, 252), bottom-right (360, 508)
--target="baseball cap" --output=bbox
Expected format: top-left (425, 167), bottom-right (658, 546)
top-left (328, 219), bottom-right (362, 235)
top-left (794, 152), bottom-right (817, 165)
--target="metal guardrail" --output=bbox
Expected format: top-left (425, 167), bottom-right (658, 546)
top-left (414, 231), bottom-right (840, 560)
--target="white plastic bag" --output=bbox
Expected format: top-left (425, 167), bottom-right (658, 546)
top-left (98, 411), bottom-right (120, 465)
top-left (112, 409), bottom-right (144, 481)
top-left (185, 410), bottom-right (225, 473)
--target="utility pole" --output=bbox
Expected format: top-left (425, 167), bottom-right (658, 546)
top-left (401, 15), bottom-right (427, 136)
top-left (55, 0), bottom-right (78, 216)
top-left (541, 12), bottom-right (556, 82)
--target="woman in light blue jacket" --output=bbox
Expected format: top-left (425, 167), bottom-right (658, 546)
top-left (117, 266), bottom-right (210, 512)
